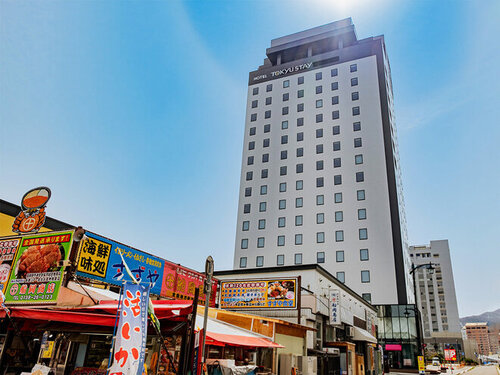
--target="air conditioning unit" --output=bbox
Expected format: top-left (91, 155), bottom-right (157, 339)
top-left (346, 326), bottom-right (354, 337)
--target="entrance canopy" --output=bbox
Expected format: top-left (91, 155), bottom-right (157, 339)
top-left (352, 326), bottom-right (377, 344)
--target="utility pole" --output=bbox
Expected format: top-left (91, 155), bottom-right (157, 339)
top-left (200, 256), bottom-right (214, 372)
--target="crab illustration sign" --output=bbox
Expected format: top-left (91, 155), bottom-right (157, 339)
top-left (12, 187), bottom-right (51, 234)
top-left (3, 230), bottom-right (74, 304)
top-left (76, 232), bottom-right (164, 295)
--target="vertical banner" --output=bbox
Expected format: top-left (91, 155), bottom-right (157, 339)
top-left (108, 283), bottom-right (150, 375)
top-left (329, 290), bottom-right (341, 325)
top-left (0, 238), bottom-right (21, 294)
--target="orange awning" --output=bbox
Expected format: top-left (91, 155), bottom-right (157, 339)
top-left (206, 332), bottom-right (283, 348)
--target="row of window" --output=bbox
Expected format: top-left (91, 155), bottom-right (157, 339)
top-left (248, 137), bottom-right (363, 151)
top-left (251, 91), bottom-right (360, 108)
top-left (248, 154), bottom-right (364, 169)
top-left (250, 106), bottom-right (360, 122)
top-left (240, 228), bottom-right (369, 248)
top-left (244, 189), bottom-right (365, 204)
top-left (251, 64), bottom-right (358, 95)
top-left (249, 121), bottom-right (362, 134)
top-left (245, 171), bottom-right (365, 189)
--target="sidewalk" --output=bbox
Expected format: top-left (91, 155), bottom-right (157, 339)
top-left (389, 367), bottom-right (472, 375)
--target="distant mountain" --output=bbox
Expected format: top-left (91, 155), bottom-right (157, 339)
top-left (460, 308), bottom-right (500, 326)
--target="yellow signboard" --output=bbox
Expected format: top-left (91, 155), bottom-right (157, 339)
top-left (220, 279), bottom-right (297, 309)
top-left (418, 356), bottom-right (425, 374)
top-left (77, 237), bottom-right (112, 278)
top-left (41, 341), bottom-right (54, 358)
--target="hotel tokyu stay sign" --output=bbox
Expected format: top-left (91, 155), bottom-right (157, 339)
top-left (253, 61), bottom-right (314, 82)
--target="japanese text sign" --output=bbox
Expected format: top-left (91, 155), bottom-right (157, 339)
top-left (329, 290), bottom-right (341, 325)
top-left (0, 237), bottom-right (21, 294)
top-left (77, 232), bottom-right (164, 295)
top-left (3, 230), bottom-right (74, 304)
top-left (109, 283), bottom-right (150, 375)
top-left (444, 349), bottom-right (456, 361)
top-left (220, 278), bottom-right (297, 310)
top-left (161, 262), bottom-right (217, 306)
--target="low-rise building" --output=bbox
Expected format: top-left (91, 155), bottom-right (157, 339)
top-left (465, 323), bottom-right (490, 356)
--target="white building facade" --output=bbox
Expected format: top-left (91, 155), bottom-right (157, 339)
top-left (233, 19), bottom-right (412, 305)
top-left (410, 240), bottom-right (461, 338)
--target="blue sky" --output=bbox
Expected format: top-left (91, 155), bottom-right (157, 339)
top-left (1, 0), bottom-right (498, 316)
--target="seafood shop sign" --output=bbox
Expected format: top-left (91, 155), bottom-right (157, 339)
top-left (4, 230), bottom-right (74, 304)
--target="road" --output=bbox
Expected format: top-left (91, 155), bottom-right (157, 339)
top-left (463, 366), bottom-right (500, 375)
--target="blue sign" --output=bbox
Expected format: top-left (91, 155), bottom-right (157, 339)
top-left (77, 232), bottom-right (164, 295)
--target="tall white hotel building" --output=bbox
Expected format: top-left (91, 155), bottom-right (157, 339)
top-left (233, 19), bottom-right (414, 305)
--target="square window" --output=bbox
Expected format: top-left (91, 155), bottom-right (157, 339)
top-left (333, 125), bottom-right (340, 135)
top-left (355, 154), bottom-right (363, 164)
top-left (316, 213), bottom-right (324, 224)
top-left (362, 293), bottom-right (371, 303)
top-left (336, 251), bottom-right (344, 262)
top-left (316, 129), bottom-right (323, 139)
top-left (281, 135), bottom-right (288, 144)
top-left (239, 257), bottom-right (247, 268)
top-left (261, 169), bottom-right (268, 178)
top-left (297, 90), bottom-right (304, 98)
top-left (283, 80), bottom-right (290, 88)
top-left (264, 124), bottom-right (271, 133)
top-left (250, 113), bottom-right (257, 122)
top-left (265, 97), bottom-right (272, 105)
top-left (361, 270), bottom-right (370, 283)
top-left (260, 185), bottom-right (268, 195)
top-left (281, 150), bottom-right (287, 160)
top-left (244, 187), bottom-right (252, 197)
top-left (278, 217), bottom-right (286, 228)
top-left (357, 190), bottom-right (365, 200)
top-left (335, 211), bottom-right (343, 222)
top-left (296, 148), bottom-right (304, 157)
top-left (263, 138), bottom-right (270, 147)
top-left (279, 199), bottom-right (286, 210)
top-left (333, 158), bottom-right (341, 168)
top-left (353, 122), bottom-right (361, 131)
top-left (331, 82), bottom-right (338, 91)
top-left (352, 92), bottom-right (359, 101)
top-left (335, 230), bottom-right (344, 242)
top-left (316, 72), bottom-right (322, 80)
top-left (277, 254), bottom-right (285, 266)
top-left (280, 166), bottom-right (287, 176)
top-left (282, 120), bottom-right (288, 129)
top-left (331, 68), bottom-right (338, 77)
top-left (351, 77), bottom-right (358, 86)
top-left (279, 182), bottom-right (287, 192)
top-left (316, 144), bottom-right (323, 154)
top-left (316, 160), bottom-right (324, 170)
top-left (352, 106), bottom-right (360, 116)
top-left (334, 192), bottom-right (342, 203)
top-left (317, 252), bottom-right (325, 263)
top-left (354, 138), bottom-right (362, 147)
top-left (356, 171), bottom-right (364, 182)
top-left (297, 133), bottom-right (304, 142)
top-left (295, 197), bottom-right (303, 208)
top-left (257, 237), bottom-right (265, 247)
top-left (298, 76), bottom-right (304, 85)
top-left (251, 100), bottom-right (258, 108)
top-left (332, 96), bottom-right (339, 105)
top-left (317, 232), bottom-right (325, 243)
top-left (297, 117), bottom-right (304, 126)
top-left (248, 141), bottom-right (255, 150)
top-left (262, 153), bottom-right (269, 163)
top-left (332, 110), bottom-right (340, 120)
top-left (252, 87), bottom-right (258, 95)
top-left (316, 86), bottom-right (322, 94)
top-left (297, 103), bottom-right (304, 112)
top-left (316, 99), bottom-right (323, 108)
top-left (241, 238), bottom-right (248, 249)
top-left (259, 202), bottom-right (267, 212)
top-left (316, 114), bottom-right (323, 123)
top-left (265, 110), bottom-right (271, 119)
top-left (360, 249), bottom-right (369, 261)
top-left (358, 209), bottom-right (367, 220)
top-left (350, 64), bottom-right (357, 72)
top-left (277, 235), bottom-right (285, 246)
top-left (247, 156), bottom-right (254, 165)
top-left (316, 195), bottom-right (324, 205)
top-left (266, 84), bottom-right (272, 92)
top-left (294, 253), bottom-right (302, 265)
top-left (295, 215), bottom-right (303, 226)
top-left (242, 221), bottom-right (249, 231)
top-left (336, 272), bottom-right (345, 283)
top-left (282, 107), bottom-right (289, 115)
top-left (249, 127), bottom-right (256, 136)
top-left (295, 234), bottom-right (303, 245)
top-left (296, 164), bottom-right (304, 173)
top-left (316, 177), bottom-right (324, 187)
top-left (246, 171), bottom-right (253, 181)
top-left (296, 180), bottom-right (303, 190)
top-left (256, 256), bottom-right (264, 267)
top-left (334, 175), bottom-right (342, 185)
top-left (359, 228), bottom-right (368, 240)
